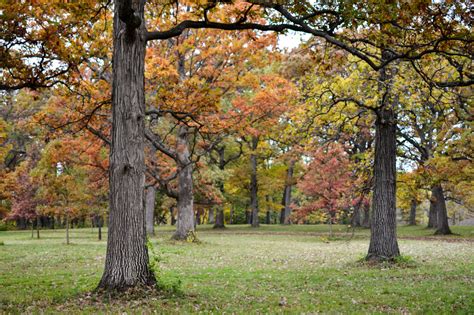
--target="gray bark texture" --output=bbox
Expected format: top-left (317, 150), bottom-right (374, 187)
top-left (432, 184), bottom-right (452, 235)
top-left (282, 160), bottom-right (295, 224)
top-left (145, 186), bottom-right (156, 236)
top-left (427, 193), bottom-right (438, 228)
top-left (98, 1), bottom-right (156, 290)
top-left (208, 208), bottom-right (215, 224)
top-left (172, 125), bottom-right (196, 241)
top-left (352, 203), bottom-right (362, 228)
top-left (366, 53), bottom-right (400, 261)
top-left (367, 107), bottom-right (400, 260)
top-left (214, 207), bottom-right (225, 228)
top-left (249, 136), bottom-right (259, 227)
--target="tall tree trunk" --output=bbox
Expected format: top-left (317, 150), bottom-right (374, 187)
top-left (145, 186), bottom-right (156, 236)
top-left (229, 205), bottom-right (234, 224)
top-left (408, 199), bottom-right (417, 226)
top-left (282, 159), bottom-right (295, 224)
top-left (172, 125), bottom-right (196, 241)
top-left (98, 1), bottom-right (156, 290)
top-left (31, 219), bottom-right (34, 238)
top-left (366, 51), bottom-right (400, 261)
top-left (213, 148), bottom-right (226, 229)
top-left (428, 187), bottom-right (438, 228)
top-left (250, 136), bottom-right (259, 227)
top-left (367, 107), bottom-right (400, 261)
top-left (432, 184), bottom-right (452, 235)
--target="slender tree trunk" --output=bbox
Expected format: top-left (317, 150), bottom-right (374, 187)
top-left (172, 125), bottom-right (196, 241)
top-left (329, 214), bottom-right (333, 238)
top-left (214, 147), bottom-right (226, 229)
top-left (408, 199), bottom-right (417, 226)
top-left (66, 212), bottom-right (70, 245)
top-left (432, 184), bottom-right (452, 235)
top-left (36, 216), bottom-right (40, 239)
top-left (250, 136), bottom-right (259, 227)
top-left (145, 186), bottom-right (156, 236)
top-left (98, 1), bottom-right (155, 290)
top-left (229, 205), bottom-right (234, 224)
top-left (31, 219), bottom-right (34, 238)
top-left (265, 195), bottom-right (272, 224)
top-left (282, 160), bottom-right (295, 224)
top-left (428, 187), bottom-right (438, 228)
top-left (367, 107), bottom-right (400, 261)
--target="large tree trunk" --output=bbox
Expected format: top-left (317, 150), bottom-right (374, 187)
top-left (145, 186), bottom-right (156, 236)
top-left (208, 208), bottom-right (215, 224)
top-left (352, 202), bottom-right (362, 228)
top-left (249, 136), bottom-right (259, 228)
top-left (432, 184), bottom-right (452, 235)
top-left (427, 188), bottom-right (438, 228)
top-left (367, 107), bottom-right (400, 261)
top-left (214, 207), bottom-right (225, 229)
top-left (282, 159), bottom-right (295, 224)
top-left (98, 1), bottom-right (156, 290)
top-left (172, 125), bottom-right (196, 241)
top-left (408, 199), bottom-right (417, 226)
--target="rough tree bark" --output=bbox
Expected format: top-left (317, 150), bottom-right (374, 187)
top-left (367, 106), bottom-right (400, 260)
top-left (98, 1), bottom-right (156, 290)
top-left (352, 203), bottom-right (362, 228)
top-left (249, 136), bottom-right (259, 228)
top-left (208, 208), bottom-right (215, 224)
top-left (366, 50), bottom-right (400, 261)
top-left (408, 199), bottom-right (417, 226)
top-left (282, 159), bottom-right (295, 224)
top-left (367, 107), bottom-right (400, 261)
top-left (172, 125), bottom-right (196, 241)
top-left (145, 186), bottom-right (156, 236)
top-left (213, 147), bottom-right (226, 229)
top-left (427, 187), bottom-right (438, 228)
top-left (214, 208), bottom-right (225, 228)
top-left (432, 184), bottom-right (452, 235)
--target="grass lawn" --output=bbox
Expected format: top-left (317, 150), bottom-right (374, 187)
top-left (1, 224), bottom-right (473, 313)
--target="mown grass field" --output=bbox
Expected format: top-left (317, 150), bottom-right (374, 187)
top-left (1, 224), bottom-right (473, 313)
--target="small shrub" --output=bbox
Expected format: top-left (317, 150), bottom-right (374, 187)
top-left (0, 222), bottom-right (8, 231)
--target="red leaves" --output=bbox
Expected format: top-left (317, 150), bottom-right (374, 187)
top-left (296, 143), bottom-right (354, 223)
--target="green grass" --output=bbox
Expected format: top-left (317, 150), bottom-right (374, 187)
top-left (1, 224), bottom-right (473, 313)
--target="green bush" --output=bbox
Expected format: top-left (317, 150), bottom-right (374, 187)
top-left (0, 221), bottom-right (9, 231)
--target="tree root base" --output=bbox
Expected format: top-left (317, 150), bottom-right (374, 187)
top-left (171, 230), bottom-right (200, 243)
